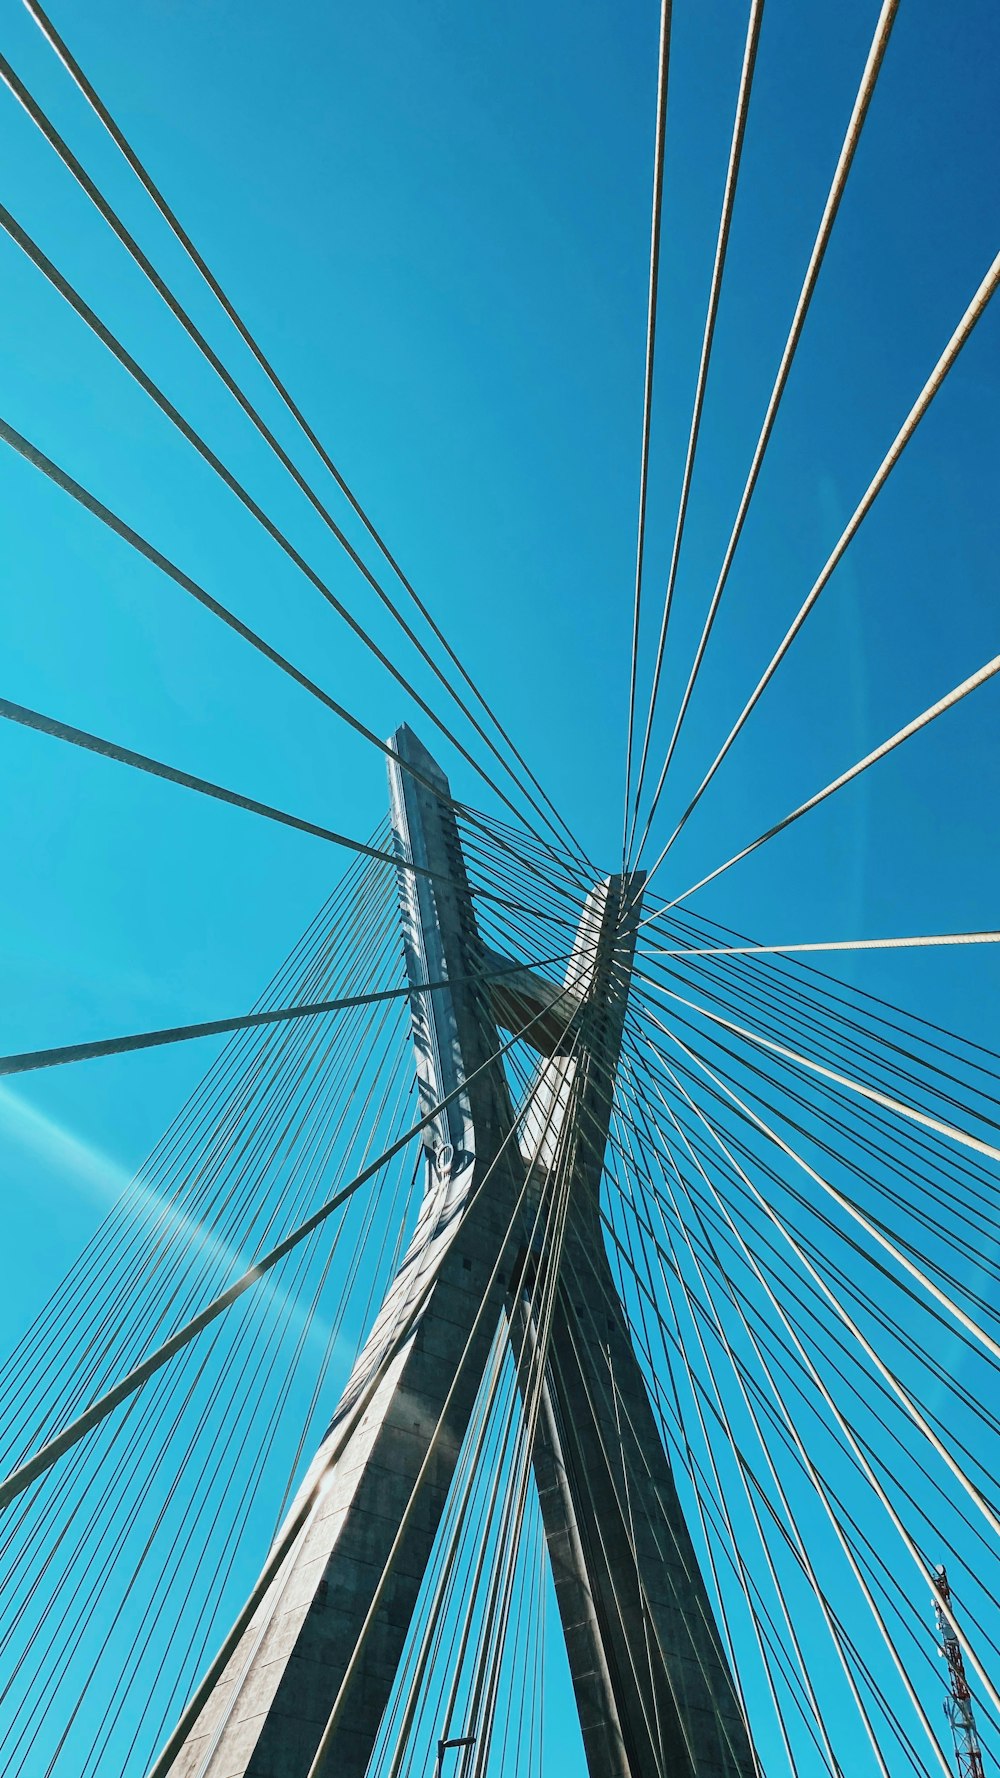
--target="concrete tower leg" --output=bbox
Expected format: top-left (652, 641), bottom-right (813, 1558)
top-left (169, 728), bottom-right (523, 1778)
top-left (532, 1245), bottom-right (755, 1778)
top-left (517, 877), bottom-right (756, 1778)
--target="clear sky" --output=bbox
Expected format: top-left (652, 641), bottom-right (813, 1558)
top-left (0, 0), bottom-right (997, 1771)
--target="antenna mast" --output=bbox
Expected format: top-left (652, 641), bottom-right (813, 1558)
top-left (933, 1565), bottom-right (987, 1778)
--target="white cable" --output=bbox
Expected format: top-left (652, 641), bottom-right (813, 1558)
top-left (613, 1113), bottom-right (800, 1778)
top-left (617, 1070), bottom-right (863, 1778)
top-left (639, 1005), bottom-right (1000, 1372)
top-left (635, 1039), bottom-right (1000, 1729)
top-left (635, 0), bottom-right (901, 851)
top-left (636, 976), bottom-right (1000, 1165)
top-left (639, 930), bottom-right (1000, 959)
top-left (645, 241), bottom-right (1000, 883)
top-left (642, 651), bottom-right (1000, 915)
top-left (623, 0), bottom-right (673, 867)
top-left (627, 0), bottom-right (765, 857)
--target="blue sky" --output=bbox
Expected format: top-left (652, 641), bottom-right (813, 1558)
top-left (0, 0), bottom-right (998, 1769)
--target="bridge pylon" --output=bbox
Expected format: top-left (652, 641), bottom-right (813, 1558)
top-left (167, 726), bottom-right (754, 1778)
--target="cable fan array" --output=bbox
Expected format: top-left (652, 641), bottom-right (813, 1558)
top-left (0, 841), bottom-right (425, 1773)
top-left (463, 817), bottom-right (1000, 1778)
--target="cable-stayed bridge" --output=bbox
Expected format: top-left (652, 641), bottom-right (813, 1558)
top-left (0, 2), bottom-right (998, 1775)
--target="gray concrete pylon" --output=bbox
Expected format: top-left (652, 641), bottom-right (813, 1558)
top-left (169, 726), bottom-right (528, 1778)
top-left (165, 726), bottom-right (755, 1778)
top-left (513, 878), bottom-right (756, 1778)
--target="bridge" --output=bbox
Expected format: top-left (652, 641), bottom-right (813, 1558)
top-left (0, 1), bottom-right (998, 1775)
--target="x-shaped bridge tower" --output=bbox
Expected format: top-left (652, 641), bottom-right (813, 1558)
top-left (171, 727), bottom-right (754, 1778)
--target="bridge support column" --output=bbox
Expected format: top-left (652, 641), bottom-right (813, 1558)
top-left (169, 728), bottom-right (525, 1778)
top-left (516, 879), bottom-right (754, 1778)
top-left (165, 727), bottom-right (754, 1778)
